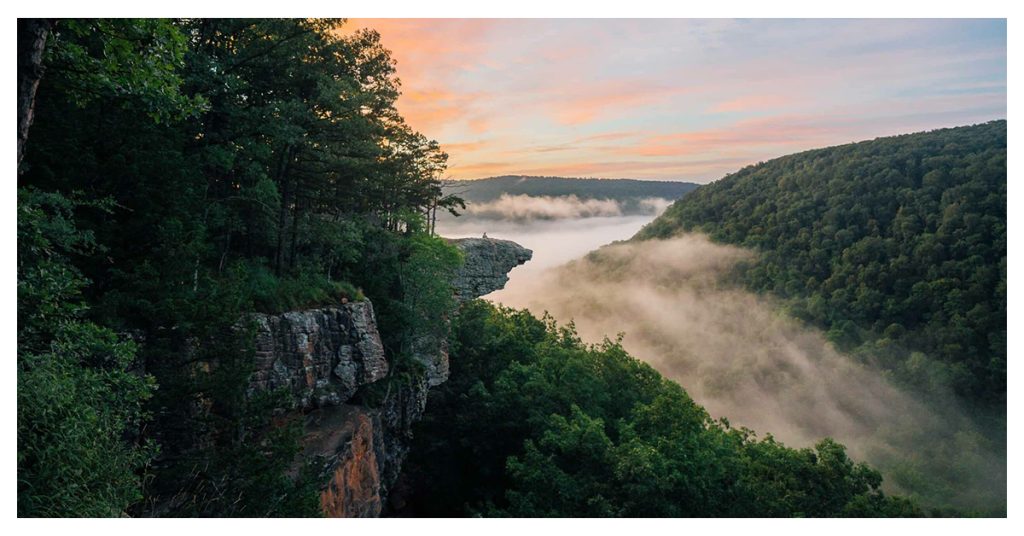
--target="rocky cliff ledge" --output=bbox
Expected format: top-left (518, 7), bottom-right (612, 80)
top-left (410, 238), bottom-right (533, 388)
top-left (248, 237), bottom-right (530, 517)
top-left (250, 303), bottom-right (388, 410)
top-left (447, 238), bottom-right (533, 301)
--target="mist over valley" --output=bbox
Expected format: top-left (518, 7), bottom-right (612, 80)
top-left (17, 18), bottom-right (1006, 520)
top-left (438, 132), bottom-right (1007, 514)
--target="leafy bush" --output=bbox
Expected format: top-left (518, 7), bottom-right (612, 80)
top-left (240, 262), bottom-right (363, 313)
top-left (18, 189), bottom-right (156, 517)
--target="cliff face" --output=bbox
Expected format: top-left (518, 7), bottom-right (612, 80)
top-left (411, 238), bottom-right (534, 388)
top-left (303, 406), bottom-right (383, 517)
top-left (250, 304), bottom-right (388, 410)
top-left (448, 237), bottom-right (533, 301)
top-left (249, 238), bottom-right (531, 517)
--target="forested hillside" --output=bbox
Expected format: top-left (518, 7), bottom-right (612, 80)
top-left (637, 121), bottom-right (1007, 408)
top-left (17, 18), bottom-right (948, 519)
top-left (18, 18), bottom-right (462, 517)
top-left (398, 301), bottom-right (918, 517)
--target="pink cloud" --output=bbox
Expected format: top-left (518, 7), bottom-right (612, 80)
top-left (496, 156), bottom-right (761, 181)
top-left (341, 19), bottom-right (499, 135)
top-left (709, 94), bottom-right (792, 113)
top-left (545, 83), bottom-right (694, 126)
top-left (336, 19), bottom-right (1004, 182)
top-left (619, 116), bottom-right (835, 158)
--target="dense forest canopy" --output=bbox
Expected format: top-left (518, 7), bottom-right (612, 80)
top-left (18, 18), bottom-right (462, 517)
top-left (399, 301), bottom-right (919, 517)
top-left (17, 18), bottom-right (992, 519)
top-left (637, 121), bottom-right (1007, 408)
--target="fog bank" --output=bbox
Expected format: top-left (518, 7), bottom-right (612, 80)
top-left (492, 233), bottom-right (1005, 512)
top-left (437, 214), bottom-right (659, 298)
top-left (459, 193), bottom-right (671, 222)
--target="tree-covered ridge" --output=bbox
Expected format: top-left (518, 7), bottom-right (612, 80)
top-left (18, 18), bottom-right (463, 517)
top-left (400, 301), bottom-right (919, 517)
top-left (636, 121), bottom-right (1006, 406)
top-left (16, 18), bottom-right (988, 519)
top-left (447, 175), bottom-right (698, 204)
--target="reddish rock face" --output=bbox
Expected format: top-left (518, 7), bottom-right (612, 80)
top-left (319, 411), bottom-right (382, 518)
top-left (248, 238), bottom-right (531, 517)
top-left (299, 405), bottom-right (383, 518)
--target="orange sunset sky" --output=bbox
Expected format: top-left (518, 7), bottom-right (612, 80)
top-left (344, 19), bottom-right (1006, 182)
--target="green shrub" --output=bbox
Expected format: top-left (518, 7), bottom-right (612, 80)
top-left (240, 262), bottom-right (363, 313)
top-left (18, 188), bottom-right (156, 517)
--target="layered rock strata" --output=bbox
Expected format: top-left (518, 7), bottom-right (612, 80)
top-left (447, 237), bottom-right (533, 302)
top-left (249, 238), bottom-right (531, 517)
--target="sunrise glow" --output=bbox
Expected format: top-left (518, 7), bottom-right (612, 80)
top-left (344, 18), bottom-right (1006, 181)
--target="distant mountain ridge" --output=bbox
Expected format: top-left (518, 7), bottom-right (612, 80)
top-left (446, 175), bottom-right (700, 203)
top-left (441, 175), bottom-right (700, 220)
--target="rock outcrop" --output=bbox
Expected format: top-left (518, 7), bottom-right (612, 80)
top-left (412, 238), bottom-right (533, 387)
top-left (448, 237), bottom-right (533, 301)
top-left (247, 237), bottom-right (531, 517)
top-left (250, 303), bottom-right (388, 410)
top-left (303, 405), bottom-right (383, 518)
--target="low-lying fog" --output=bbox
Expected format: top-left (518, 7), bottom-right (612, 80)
top-left (460, 193), bottom-right (672, 222)
top-left (437, 214), bottom-right (658, 301)
top-left (439, 204), bottom-right (1005, 513)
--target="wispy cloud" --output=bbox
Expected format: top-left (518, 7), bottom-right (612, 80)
top-left (344, 19), bottom-right (1006, 182)
top-left (709, 94), bottom-right (792, 113)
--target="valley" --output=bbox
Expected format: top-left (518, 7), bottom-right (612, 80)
top-left (425, 123), bottom-right (1007, 514)
top-left (16, 18), bottom-right (1007, 520)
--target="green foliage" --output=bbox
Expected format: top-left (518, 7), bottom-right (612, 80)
top-left (149, 370), bottom-right (324, 517)
top-left (346, 226), bottom-right (463, 381)
top-left (401, 301), bottom-right (918, 517)
top-left (637, 121), bottom-right (1006, 405)
top-left (241, 263), bottom-right (363, 313)
top-left (18, 188), bottom-right (157, 517)
top-left (392, 233), bottom-right (464, 347)
top-left (20, 18), bottom-right (457, 517)
top-left (45, 19), bottom-right (206, 122)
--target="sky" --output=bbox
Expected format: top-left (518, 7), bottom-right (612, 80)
top-left (343, 19), bottom-right (1006, 183)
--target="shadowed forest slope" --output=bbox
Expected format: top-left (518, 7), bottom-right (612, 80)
top-left (637, 121), bottom-right (1006, 408)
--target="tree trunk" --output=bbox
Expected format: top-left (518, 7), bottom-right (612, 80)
top-left (288, 198), bottom-right (300, 271)
top-left (274, 146), bottom-right (294, 277)
top-left (431, 202), bottom-right (438, 235)
top-left (18, 19), bottom-right (53, 172)
top-left (275, 177), bottom-right (291, 277)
